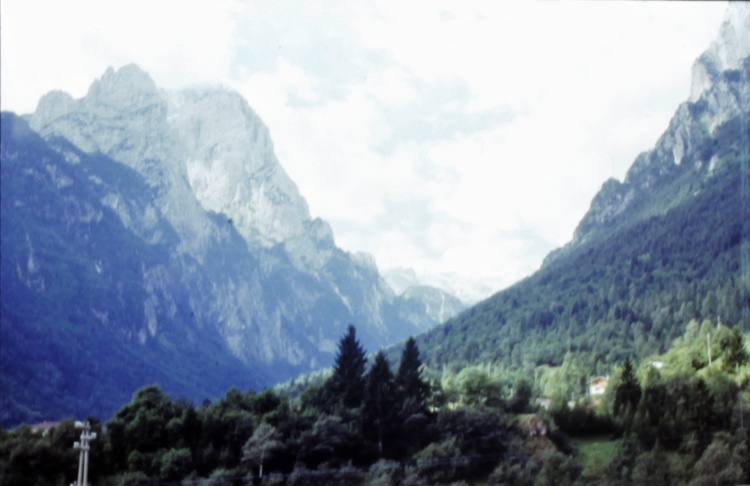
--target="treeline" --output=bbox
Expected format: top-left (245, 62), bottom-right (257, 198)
top-left (0, 327), bottom-right (569, 486)
top-left (2, 322), bottom-right (748, 485)
top-left (551, 320), bottom-right (750, 485)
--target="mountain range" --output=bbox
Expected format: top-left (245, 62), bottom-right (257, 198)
top-left (3, 3), bottom-right (748, 430)
top-left (0, 66), bottom-right (463, 427)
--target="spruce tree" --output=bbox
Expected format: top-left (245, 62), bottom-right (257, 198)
top-left (363, 351), bottom-right (397, 458)
top-left (614, 358), bottom-right (642, 430)
top-left (327, 325), bottom-right (367, 410)
top-left (615, 359), bottom-right (641, 411)
top-left (396, 337), bottom-right (430, 416)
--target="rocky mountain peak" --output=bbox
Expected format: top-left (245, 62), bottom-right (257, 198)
top-left (86, 64), bottom-right (160, 108)
top-left (33, 91), bottom-right (75, 125)
top-left (29, 64), bottom-right (169, 165)
top-left (689, 2), bottom-right (750, 102)
top-left (166, 86), bottom-right (311, 248)
top-left (27, 65), bottom-right (316, 256)
top-left (384, 267), bottom-right (421, 295)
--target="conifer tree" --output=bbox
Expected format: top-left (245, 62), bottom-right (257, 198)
top-left (326, 325), bottom-right (367, 410)
top-left (614, 358), bottom-right (642, 431)
top-left (396, 337), bottom-right (430, 416)
top-left (363, 351), bottom-right (397, 458)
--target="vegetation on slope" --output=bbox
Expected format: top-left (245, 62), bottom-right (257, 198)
top-left (1, 323), bottom-right (748, 485)
top-left (416, 116), bottom-right (749, 380)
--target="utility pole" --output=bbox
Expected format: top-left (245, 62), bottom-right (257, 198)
top-left (72, 421), bottom-right (97, 486)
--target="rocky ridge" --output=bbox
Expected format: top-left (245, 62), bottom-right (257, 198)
top-left (546, 3), bottom-right (750, 263)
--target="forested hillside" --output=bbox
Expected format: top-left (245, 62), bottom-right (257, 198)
top-left (416, 68), bottom-right (749, 380)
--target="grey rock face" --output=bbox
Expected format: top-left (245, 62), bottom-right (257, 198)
top-left (689, 3), bottom-right (750, 102)
top-left (544, 5), bottom-right (750, 265)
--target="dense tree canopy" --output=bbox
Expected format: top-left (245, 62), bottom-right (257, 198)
top-left (1, 324), bottom-right (748, 485)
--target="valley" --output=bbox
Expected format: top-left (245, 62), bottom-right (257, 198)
top-left (1, 3), bottom-right (749, 485)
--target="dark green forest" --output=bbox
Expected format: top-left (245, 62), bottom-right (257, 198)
top-left (2, 324), bottom-right (749, 485)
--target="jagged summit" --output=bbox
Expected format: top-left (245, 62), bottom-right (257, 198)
top-left (32, 65), bottom-right (158, 126)
top-left (543, 2), bottom-right (749, 267)
top-left (568, 4), bottom-right (748, 249)
top-left (29, 64), bottom-right (312, 254)
top-left (690, 2), bottom-right (750, 102)
top-left (33, 91), bottom-right (75, 125)
top-left (87, 64), bottom-right (160, 106)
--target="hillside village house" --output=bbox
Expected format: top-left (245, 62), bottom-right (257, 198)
top-left (588, 376), bottom-right (610, 396)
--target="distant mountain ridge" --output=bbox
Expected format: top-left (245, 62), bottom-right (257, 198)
top-left (416, 3), bottom-right (749, 374)
top-left (1, 67), bottom-right (461, 426)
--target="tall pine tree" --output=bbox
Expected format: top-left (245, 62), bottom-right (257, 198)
top-left (614, 358), bottom-right (642, 431)
top-left (326, 325), bottom-right (367, 410)
top-left (363, 351), bottom-right (397, 458)
top-left (396, 337), bottom-right (430, 416)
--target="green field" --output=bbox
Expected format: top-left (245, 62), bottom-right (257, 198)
top-left (572, 436), bottom-right (619, 478)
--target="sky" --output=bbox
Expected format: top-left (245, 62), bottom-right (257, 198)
top-left (1, 1), bottom-right (730, 303)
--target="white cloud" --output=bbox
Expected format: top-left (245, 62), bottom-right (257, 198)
top-left (1, 0), bottom-right (236, 113)
top-left (1, 0), bottom-right (730, 302)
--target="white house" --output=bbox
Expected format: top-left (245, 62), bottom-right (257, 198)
top-left (588, 376), bottom-right (610, 396)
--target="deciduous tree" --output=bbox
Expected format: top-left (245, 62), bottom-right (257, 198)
top-left (722, 327), bottom-right (748, 371)
top-left (242, 422), bottom-right (281, 479)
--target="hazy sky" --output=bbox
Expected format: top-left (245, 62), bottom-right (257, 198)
top-left (1, 1), bottom-right (729, 302)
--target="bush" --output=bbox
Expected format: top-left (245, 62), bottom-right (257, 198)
top-left (112, 471), bottom-right (150, 486)
top-left (367, 459), bottom-right (403, 486)
top-left (288, 463), bottom-right (363, 486)
top-left (534, 449), bottom-right (582, 486)
top-left (160, 447), bottom-right (193, 481)
top-left (409, 438), bottom-right (469, 484)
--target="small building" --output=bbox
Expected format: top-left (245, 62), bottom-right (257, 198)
top-left (588, 376), bottom-right (610, 396)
